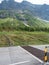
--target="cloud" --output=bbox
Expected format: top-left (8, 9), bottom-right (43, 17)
top-left (15, 0), bottom-right (23, 2)
top-left (0, 0), bottom-right (49, 4)
top-left (15, 0), bottom-right (49, 4)
top-left (27, 0), bottom-right (49, 4)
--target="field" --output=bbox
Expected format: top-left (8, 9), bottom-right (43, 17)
top-left (0, 31), bottom-right (49, 47)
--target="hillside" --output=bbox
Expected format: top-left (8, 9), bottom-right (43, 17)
top-left (0, 0), bottom-right (49, 46)
top-left (0, 31), bottom-right (49, 47)
top-left (0, 12), bottom-right (49, 31)
top-left (0, 0), bottom-right (49, 21)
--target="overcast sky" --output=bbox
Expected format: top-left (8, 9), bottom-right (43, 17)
top-left (0, 0), bottom-right (49, 4)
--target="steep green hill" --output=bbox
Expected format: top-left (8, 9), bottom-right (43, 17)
top-left (0, 0), bottom-right (49, 46)
top-left (0, 13), bottom-right (49, 32)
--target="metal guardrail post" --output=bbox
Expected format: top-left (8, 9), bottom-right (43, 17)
top-left (44, 46), bottom-right (48, 62)
top-left (43, 46), bottom-right (49, 65)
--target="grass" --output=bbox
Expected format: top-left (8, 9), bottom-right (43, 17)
top-left (0, 31), bottom-right (49, 47)
top-left (0, 17), bottom-right (49, 47)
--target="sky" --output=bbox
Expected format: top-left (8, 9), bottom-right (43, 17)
top-left (15, 0), bottom-right (49, 4)
top-left (0, 0), bottom-right (49, 4)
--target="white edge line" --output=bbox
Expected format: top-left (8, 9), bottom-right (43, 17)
top-left (20, 46), bottom-right (43, 63)
top-left (9, 60), bottom-right (30, 65)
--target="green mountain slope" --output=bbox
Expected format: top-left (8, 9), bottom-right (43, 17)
top-left (0, 0), bottom-right (49, 21)
top-left (0, 0), bottom-right (49, 46)
top-left (0, 13), bottom-right (49, 31)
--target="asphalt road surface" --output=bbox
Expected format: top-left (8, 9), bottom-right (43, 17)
top-left (21, 46), bottom-right (49, 62)
top-left (0, 46), bottom-right (49, 65)
top-left (31, 45), bottom-right (49, 52)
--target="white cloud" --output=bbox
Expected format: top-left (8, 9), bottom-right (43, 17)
top-left (0, 0), bottom-right (49, 4)
top-left (0, 0), bottom-right (3, 3)
top-left (15, 0), bottom-right (23, 2)
top-left (15, 0), bottom-right (49, 4)
top-left (27, 0), bottom-right (49, 4)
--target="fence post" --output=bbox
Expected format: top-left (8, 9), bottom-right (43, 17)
top-left (44, 46), bottom-right (48, 62)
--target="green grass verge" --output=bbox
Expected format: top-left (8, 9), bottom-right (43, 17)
top-left (0, 31), bottom-right (49, 47)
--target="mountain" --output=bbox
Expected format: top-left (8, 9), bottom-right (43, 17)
top-left (0, 0), bottom-right (49, 21)
top-left (0, 13), bottom-right (49, 31)
top-left (33, 4), bottom-right (49, 21)
top-left (0, 0), bottom-right (49, 46)
top-left (0, 0), bottom-right (49, 32)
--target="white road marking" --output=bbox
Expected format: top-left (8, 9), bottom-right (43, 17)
top-left (9, 60), bottom-right (30, 65)
top-left (20, 46), bottom-right (43, 63)
top-left (31, 54), bottom-right (43, 63)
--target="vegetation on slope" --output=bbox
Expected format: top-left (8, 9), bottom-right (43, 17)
top-left (0, 14), bottom-right (49, 46)
top-left (0, 14), bottom-right (49, 32)
top-left (0, 0), bottom-right (49, 21)
top-left (0, 10), bottom-right (49, 46)
top-left (0, 31), bottom-right (49, 47)
top-left (0, 0), bottom-right (49, 46)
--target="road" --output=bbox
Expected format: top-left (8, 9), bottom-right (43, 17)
top-left (31, 45), bottom-right (49, 52)
top-left (21, 46), bottom-right (49, 62)
top-left (0, 46), bottom-right (49, 65)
